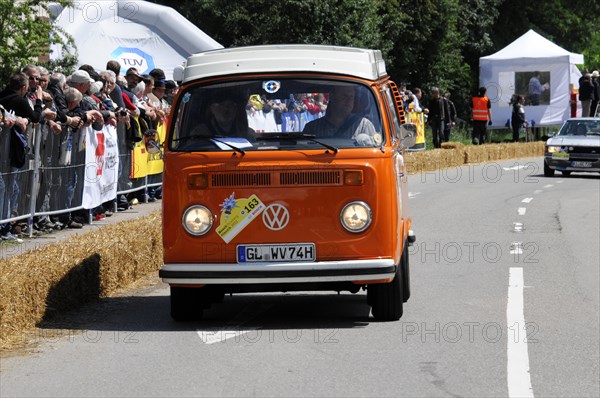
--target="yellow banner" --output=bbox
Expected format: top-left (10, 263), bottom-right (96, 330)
top-left (130, 117), bottom-right (148, 178)
top-left (407, 111), bottom-right (426, 145)
top-left (130, 117), bottom-right (166, 177)
top-left (146, 120), bottom-right (165, 175)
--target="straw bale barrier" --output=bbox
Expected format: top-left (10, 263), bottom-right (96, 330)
top-left (406, 141), bottom-right (545, 173)
top-left (0, 211), bottom-right (162, 349)
top-left (0, 142), bottom-right (546, 350)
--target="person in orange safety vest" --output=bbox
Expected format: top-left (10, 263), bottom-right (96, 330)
top-left (471, 86), bottom-right (492, 145)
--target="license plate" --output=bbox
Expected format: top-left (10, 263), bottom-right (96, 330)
top-left (237, 243), bottom-right (316, 263)
top-left (571, 161), bottom-right (592, 168)
top-left (552, 152), bottom-right (569, 160)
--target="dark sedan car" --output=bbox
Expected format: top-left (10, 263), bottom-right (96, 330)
top-left (544, 118), bottom-right (600, 177)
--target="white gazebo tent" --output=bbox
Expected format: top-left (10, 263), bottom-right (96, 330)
top-left (479, 30), bottom-right (584, 127)
top-left (48, 0), bottom-right (223, 80)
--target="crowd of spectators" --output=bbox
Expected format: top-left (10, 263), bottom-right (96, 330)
top-left (0, 61), bottom-right (178, 243)
top-left (401, 85), bottom-right (457, 146)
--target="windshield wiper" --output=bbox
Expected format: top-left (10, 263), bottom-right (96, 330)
top-left (256, 133), bottom-right (339, 153)
top-left (173, 135), bottom-right (246, 155)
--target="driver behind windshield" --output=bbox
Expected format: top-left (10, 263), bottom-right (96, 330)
top-left (191, 90), bottom-right (255, 140)
top-left (302, 85), bottom-right (378, 146)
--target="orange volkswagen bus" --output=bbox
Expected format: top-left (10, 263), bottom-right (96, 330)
top-left (160, 45), bottom-right (416, 321)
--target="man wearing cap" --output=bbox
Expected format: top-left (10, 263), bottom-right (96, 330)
top-left (125, 67), bottom-right (143, 90)
top-left (148, 78), bottom-right (169, 125)
top-left (591, 70), bottom-right (599, 117)
top-left (149, 68), bottom-right (166, 83)
top-left (121, 67), bottom-right (150, 114)
top-left (164, 80), bottom-right (178, 106)
top-left (68, 70), bottom-right (105, 128)
top-left (147, 69), bottom-right (166, 109)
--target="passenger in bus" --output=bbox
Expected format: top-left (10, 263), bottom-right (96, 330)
top-left (302, 85), bottom-right (377, 146)
top-left (192, 90), bottom-right (255, 139)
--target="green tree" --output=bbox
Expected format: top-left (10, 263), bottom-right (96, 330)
top-left (492, 0), bottom-right (600, 69)
top-left (0, 0), bottom-right (76, 83)
top-left (583, 30), bottom-right (600, 69)
top-left (150, 0), bottom-right (598, 121)
top-left (381, 0), bottom-right (496, 119)
top-left (160, 0), bottom-right (384, 50)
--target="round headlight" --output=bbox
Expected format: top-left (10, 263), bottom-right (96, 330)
top-left (340, 201), bottom-right (372, 233)
top-left (182, 205), bottom-right (213, 236)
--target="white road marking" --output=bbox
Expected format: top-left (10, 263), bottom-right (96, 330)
top-left (510, 242), bottom-right (523, 254)
top-left (521, 198), bottom-right (533, 203)
top-left (518, 207), bottom-right (527, 216)
top-left (197, 328), bottom-right (259, 344)
top-left (556, 180), bottom-right (563, 184)
top-left (503, 165), bottom-right (527, 171)
top-left (513, 223), bottom-right (523, 233)
top-left (507, 267), bottom-right (534, 398)
top-left (197, 303), bottom-right (273, 344)
top-left (408, 192), bottom-right (421, 199)
top-left (533, 190), bottom-right (543, 194)
top-left (543, 184), bottom-right (553, 189)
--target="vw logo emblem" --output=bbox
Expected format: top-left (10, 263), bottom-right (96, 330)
top-left (263, 203), bottom-right (290, 231)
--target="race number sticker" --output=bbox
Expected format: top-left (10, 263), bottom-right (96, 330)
top-left (216, 193), bottom-right (266, 243)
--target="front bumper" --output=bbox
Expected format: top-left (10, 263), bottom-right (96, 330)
top-left (160, 259), bottom-right (396, 284)
top-left (544, 154), bottom-right (600, 173)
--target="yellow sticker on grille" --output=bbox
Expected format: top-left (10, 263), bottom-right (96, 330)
top-left (216, 193), bottom-right (266, 243)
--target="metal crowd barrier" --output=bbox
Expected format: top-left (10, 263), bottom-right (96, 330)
top-left (1, 121), bottom-right (163, 238)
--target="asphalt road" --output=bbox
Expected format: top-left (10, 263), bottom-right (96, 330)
top-left (1, 157), bottom-right (599, 398)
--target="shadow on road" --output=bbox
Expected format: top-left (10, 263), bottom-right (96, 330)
top-left (37, 291), bottom-right (373, 334)
top-left (539, 172), bottom-right (600, 179)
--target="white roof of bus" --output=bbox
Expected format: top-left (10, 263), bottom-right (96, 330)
top-left (182, 45), bottom-right (387, 83)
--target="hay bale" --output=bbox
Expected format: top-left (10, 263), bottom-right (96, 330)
top-left (406, 147), bottom-right (465, 174)
top-left (0, 211), bottom-right (162, 349)
top-left (464, 145), bottom-right (488, 163)
top-left (405, 151), bottom-right (429, 174)
top-left (440, 142), bottom-right (464, 150)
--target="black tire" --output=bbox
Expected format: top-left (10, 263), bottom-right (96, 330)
top-left (401, 242), bottom-right (410, 302)
top-left (543, 161), bottom-right (554, 177)
top-left (170, 286), bottom-right (204, 321)
top-left (369, 259), bottom-right (404, 321)
top-left (561, 170), bottom-right (571, 176)
top-left (367, 285), bottom-right (375, 306)
top-left (202, 286), bottom-right (225, 306)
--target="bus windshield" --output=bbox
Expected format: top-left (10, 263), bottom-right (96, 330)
top-left (170, 78), bottom-right (384, 152)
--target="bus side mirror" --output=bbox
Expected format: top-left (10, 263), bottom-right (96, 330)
top-left (399, 123), bottom-right (416, 149)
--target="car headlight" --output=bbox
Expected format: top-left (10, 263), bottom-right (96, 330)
top-left (546, 145), bottom-right (561, 153)
top-left (182, 205), bottom-right (213, 236)
top-left (340, 201), bottom-right (372, 233)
